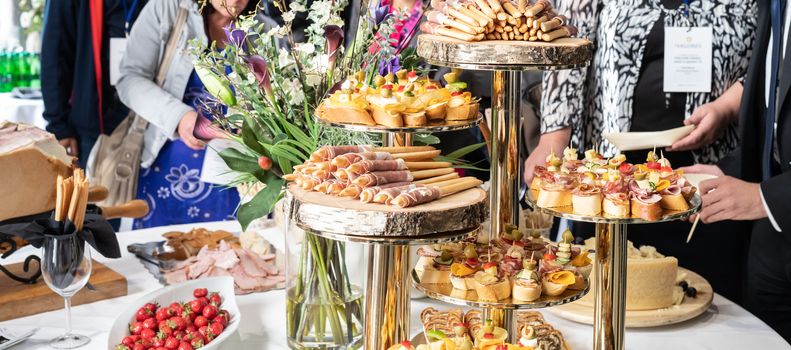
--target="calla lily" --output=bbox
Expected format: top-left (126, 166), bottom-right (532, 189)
top-left (195, 65), bottom-right (236, 106)
top-left (224, 22), bottom-right (248, 51)
top-left (244, 55), bottom-right (272, 95)
top-left (324, 25), bottom-right (344, 67)
top-left (192, 114), bottom-right (228, 141)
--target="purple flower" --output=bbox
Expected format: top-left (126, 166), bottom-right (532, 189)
top-left (324, 25), bottom-right (344, 67)
top-left (192, 114), bottom-right (227, 141)
top-left (372, 3), bottom-right (391, 26)
top-left (378, 56), bottom-right (400, 76)
top-left (224, 22), bottom-right (248, 51)
top-left (244, 55), bottom-right (272, 95)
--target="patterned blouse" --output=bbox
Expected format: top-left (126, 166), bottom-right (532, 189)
top-left (541, 0), bottom-right (757, 163)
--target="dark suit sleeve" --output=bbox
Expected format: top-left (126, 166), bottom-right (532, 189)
top-left (40, 0), bottom-right (77, 139)
top-left (717, 149), bottom-right (742, 178)
top-left (760, 171), bottom-right (791, 232)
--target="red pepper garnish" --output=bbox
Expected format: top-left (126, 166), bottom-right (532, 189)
top-left (646, 161), bottom-right (661, 170)
top-left (451, 91), bottom-right (462, 96)
top-left (400, 340), bottom-right (412, 347)
top-left (407, 71), bottom-right (418, 78)
top-left (619, 162), bottom-right (633, 174)
top-left (544, 252), bottom-right (556, 261)
top-left (483, 333), bottom-right (494, 339)
top-left (397, 85), bottom-right (405, 92)
top-left (660, 166), bottom-right (673, 173)
top-left (382, 84), bottom-right (393, 90)
top-left (483, 262), bottom-right (498, 269)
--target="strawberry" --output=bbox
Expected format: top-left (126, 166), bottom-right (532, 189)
top-left (193, 288), bottom-right (208, 298)
top-left (208, 293), bottom-right (222, 307)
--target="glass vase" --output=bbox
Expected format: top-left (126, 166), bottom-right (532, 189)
top-left (284, 218), bottom-right (365, 349)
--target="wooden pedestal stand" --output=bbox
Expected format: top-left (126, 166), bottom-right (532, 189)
top-left (289, 117), bottom-right (485, 350)
top-left (414, 34), bottom-right (595, 344)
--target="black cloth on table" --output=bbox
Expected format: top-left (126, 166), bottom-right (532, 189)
top-left (574, 4), bottom-right (751, 305)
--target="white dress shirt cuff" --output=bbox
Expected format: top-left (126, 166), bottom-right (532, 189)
top-left (760, 188), bottom-right (783, 232)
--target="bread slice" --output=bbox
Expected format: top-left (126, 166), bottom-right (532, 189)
top-left (370, 106), bottom-right (404, 127)
top-left (446, 102), bottom-right (479, 120)
top-left (660, 193), bottom-right (689, 211)
top-left (603, 195), bottom-right (630, 217)
top-left (541, 278), bottom-right (569, 296)
top-left (472, 272), bottom-right (511, 301)
top-left (631, 198), bottom-right (663, 221)
top-left (536, 189), bottom-right (572, 208)
top-left (317, 103), bottom-right (375, 126)
top-left (572, 193), bottom-right (602, 215)
top-left (404, 111), bottom-right (427, 127)
top-left (512, 279), bottom-right (542, 301)
top-left (425, 102), bottom-right (448, 120)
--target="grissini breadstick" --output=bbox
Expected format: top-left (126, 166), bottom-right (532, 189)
top-left (311, 145), bottom-right (372, 162)
top-left (392, 187), bottom-right (441, 207)
top-left (486, 0), bottom-right (503, 13)
top-left (314, 179), bottom-right (336, 193)
top-left (517, 0), bottom-right (527, 14)
top-left (390, 149), bottom-right (442, 161)
top-left (475, 33), bottom-right (485, 40)
top-left (347, 159), bottom-right (408, 175)
top-left (542, 25), bottom-right (577, 41)
top-left (415, 172), bottom-right (460, 184)
top-left (374, 145), bottom-right (436, 153)
top-left (411, 167), bottom-right (456, 179)
top-left (427, 11), bottom-right (479, 35)
top-left (474, 0), bottom-right (497, 18)
top-left (496, 12), bottom-right (508, 21)
top-left (283, 173), bottom-right (298, 181)
top-left (55, 175), bottom-right (64, 222)
top-left (338, 184), bottom-right (362, 198)
top-left (404, 161), bottom-right (453, 170)
top-left (438, 177), bottom-right (484, 196)
top-left (463, 3), bottom-right (494, 26)
top-left (373, 184), bottom-right (422, 204)
top-left (449, 2), bottom-right (488, 27)
top-left (327, 181), bottom-right (347, 195)
top-left (540, 14), bottom-right (566, 32)
top-left (524, 0), bottom-right (550, 17)
top-left (501, 0), bottom-right (522, 18)
top-left (353, 170), bottom-right (414, 187)
top-left (358, 182), bottom-right (413, 202)
top-left (331, 151), bottom-right (392, 168)
top-left (421, 22), bottom-right (478, 41)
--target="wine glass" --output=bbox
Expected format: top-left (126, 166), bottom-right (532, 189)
top-left (40, 234), bottom-right (92, 349)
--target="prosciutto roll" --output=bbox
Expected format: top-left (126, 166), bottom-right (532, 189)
top-left (359, 182), bottom-right (413, 203)
top-left (311, 145), bottom-right (372, 162)
top-left (338, 185), bottom-right (362, 198)
top-left (347, 159), bottom-right (407, 175)
top-left (331, 151), bottom-right (392, 168)
top-left (313, 179), bottom-right (337, 193)
top-left (327, 181), bottom-right (347, 195)
top-left (392, 186), bottom-right (442, 208)
top-left (372, 184), bottom-right (422, 204)
top-left (353, 170), bottom-right (414, 187)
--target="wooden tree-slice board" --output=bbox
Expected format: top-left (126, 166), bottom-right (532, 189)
top-left (286, 184), bottom-right (488, 237)
top-left (417, 34), bottom-right (593, 69)
top-left (545, 268), bottom-right (713, 328)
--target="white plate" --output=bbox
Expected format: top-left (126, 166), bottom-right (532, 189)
top-left (683, 173), bottom-right (718, 189)
top-left (107, 276), bottom-right (240, 350)
top-left (603, 125), bottom-right (695, 151)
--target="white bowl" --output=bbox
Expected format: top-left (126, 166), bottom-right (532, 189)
top-left (107, 276), bottom-right (240, 350)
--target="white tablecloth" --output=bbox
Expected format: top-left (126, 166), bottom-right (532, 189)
top-left (1, 221), bottom-right (789, 350)
top-left (0, 93), bottom-right (46, 129)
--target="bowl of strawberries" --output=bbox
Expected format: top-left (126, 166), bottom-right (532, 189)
top-left (108, 276), bottom-right (240, 350)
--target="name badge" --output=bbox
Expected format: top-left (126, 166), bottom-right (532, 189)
top-left (110, 38), bottom-right (127, 85)
top-left (663, 26), bottom-right (712, 93)
top-left (200, 139), bottom-right (241, 185)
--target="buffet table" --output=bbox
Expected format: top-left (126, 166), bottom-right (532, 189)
top-left (0, 93), bottom-right (46, 129)
top-left (0, 221), bottom-right (788, 350)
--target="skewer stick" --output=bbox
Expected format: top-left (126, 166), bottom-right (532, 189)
top-left (405, 161), bottom-right (453, 170)
top-left (411, 167), bottom-right (456, 179)
top-left (55, 175), bottom-right (64, 222)
top-left (414, 172), bottom-right (460, 184)
top-left (686, 214), bottom-right (700, 243)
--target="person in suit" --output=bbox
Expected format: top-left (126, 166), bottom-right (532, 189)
top-left (682, 0), bottom-right (791, 341)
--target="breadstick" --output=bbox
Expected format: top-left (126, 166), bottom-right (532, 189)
top-left (374, 145), bottom-right (436, 153)
top-left (372, 184), bottom-right (423, 204)
top-left (497, 12), bottom-right (508, 21)
top-left (517, 0), bottom-right (527, 14)
top-left (438, 177), bottom-right (484, 196)
top-left (537, 30), bottom-right (543, 38)
top-left (474, 0), bottom-right (497, 18)
top-left (415, 172), bottom-right (460, 184)
top-left (533, 14), bottom-right (550, 29)
top-left (504, 25), bottom-right (513, 32)
top-left (411, 167), bottom-right (456, 180)
top-left (391, 149), bottom-right (442, 161)
top-left (507, 16), bottom-right (517, 25)
top-left (311, 145), bottom-right (372, 162)
top-left (529, 27), bottom-right (538, 36)
top-left (524, 0), bottom-right (549, 17)
top-left (495, 26), bottom-right (505, 33)
top-left (529, 35), bottom-right (538, 41)
top-left (486, 0), bottom-right (503, 14)
top-left (55, 175), bottom-right (64, 222)
top-left (540, 15), bottom-right (566, 32)
top-left (421, 22), bottom-right (478, 41)
top-left (405, 161), bottom-right (453, 170)
top-left (508, 31), bottom-right (515, 39)
top-left (427, 11), bottom-right (479, 35)
top-left (519, 23), bottom-right (529, 33)
top-left (358, 182), bottom-right (413, 203)
top-left (486, 33), bottom-right (497, 39)
top-left (283, 173), bottom-right (298, 181)
top-left (542, 25), bottom-right (575, 41)
top-left (449, 7), bottom-right (480, 27)
top-left (391, 186), bottom-right (441, 207)
top-left (464, 4), bottom-right (493, 25)
top-left (501, 0), bottom-right (522, 18)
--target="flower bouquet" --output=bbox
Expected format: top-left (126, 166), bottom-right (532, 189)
top-left (189, 0), bottom-right (426, 348)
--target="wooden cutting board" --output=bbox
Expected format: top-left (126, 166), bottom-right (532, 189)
top-left (0, 260), bottom-right (127, 321)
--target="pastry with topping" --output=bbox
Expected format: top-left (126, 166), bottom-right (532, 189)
top-left (472, 262), bottom-right (511, 301)
top-left (512, 259), bottom-right (542, 302)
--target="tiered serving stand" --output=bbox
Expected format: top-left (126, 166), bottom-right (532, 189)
top-left (287, 117), bottom-right (487, 350)
top-left (412, 34), bottom-right (701, 350)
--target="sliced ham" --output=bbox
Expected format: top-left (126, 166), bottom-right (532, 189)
top-left (633, 193), bottom-right (662, 204)
top-left (661, 184), bottom-right (681, 196)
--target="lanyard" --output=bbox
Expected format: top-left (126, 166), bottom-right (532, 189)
top-left (121, 0), bottom-right (139, 35)
top-left (682, 0), bottom-right (690, 17)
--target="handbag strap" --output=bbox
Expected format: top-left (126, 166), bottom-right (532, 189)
top-left (132, 7), bottom-right (189, 131)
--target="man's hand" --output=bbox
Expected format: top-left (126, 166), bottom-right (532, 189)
top-left (667, 102), bottom-right (731, 152)
top-left (178, 110), bottom-right (205, 150)
top-left (58, 137), bottom-right (79, 156)
top-left (523, 127), bottom-right (571, 184)
top-left (697, 176), bottom-right (766, 223)
top-left (677, 164), bottom-right (724, 177)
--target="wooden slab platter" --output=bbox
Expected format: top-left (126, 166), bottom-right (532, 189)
top-left (0, 260), bottom-right (127, 321)
top-left (286, 183), bottom-right (487, 237)
top-left (416, 34), bottom-right (593, 70)
top-left (546, 267), bottom-right (713, 328)
top-left (410, 331), bottom-right (573, 350)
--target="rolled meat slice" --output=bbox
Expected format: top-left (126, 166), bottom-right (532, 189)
top-left (353, 170), bottom-right (414, 187)
top-left (338, 184), bottom-right (362, 198)
top-left (660, 185), bottom-right (681, 196)
top-left (331, 151), bottom-right (392, 168)
top-left (311, 145), bottom-right (373, 162)
top-left (313, 179), bottom-right (337, 193)
top-left (392, 186), bottom-right (442, 208)
top-left (327, 181), bottom-right (347, 195)
top-left (347, 159), bottom-right (407, 175)
top-left (372, 184), bottom-right (423, 204)
top-left (359, 182), bottom-right (413, 203)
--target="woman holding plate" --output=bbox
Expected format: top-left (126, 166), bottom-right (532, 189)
top-left (524, 0), bottom-right (757, 303)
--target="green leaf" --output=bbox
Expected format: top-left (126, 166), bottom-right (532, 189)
top-left (237, 176), bottom-right (285, 230)
top-left (242, 115), bottom-right (268, 155)
top-left (412, 133), bottom-right (440, 145)
top-left (265, 143), bottom-right (305, 165)
top-left (445, 143), bottom-right (486, 160)
top-left (219, 147), bottom-right (260, 174)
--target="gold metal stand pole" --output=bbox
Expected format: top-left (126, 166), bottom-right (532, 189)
top-left (487, 70), bottom-right (522, 342)
top-left (483, 308), bottom-right (516, 341)
top-left (363, 132), bottom-right (412, 349)
top-left (593, 223), bottom-right (627, 350)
